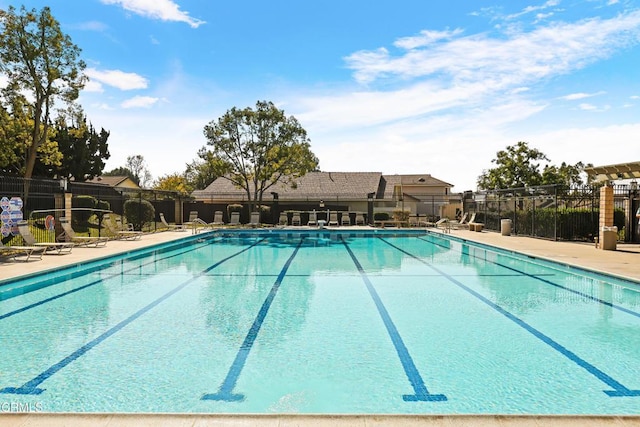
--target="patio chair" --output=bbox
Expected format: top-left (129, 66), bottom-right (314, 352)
top-left (0, 240), bottom-right (46, 262)
top-left (103, 214), bottom-right (143, 240)
top-left (229, 212), bottom-right (241, 226)
top-left (278, 212), bottom-right (288, 226)
top-left (58, 217), bottom-right (109, 247)
top-left (291, 212), bottom-right (301, 226)
top-left (434, 218), bottom-right (450, 233)
top-left (308, 210), bottom-right (318, 226)
top-left (211, 211), bottom-right (225, 226)
top-left (341, 212), bottom-right (351, 226)
top-left (159, 213), bottom-right (186, 231)
top-left (449, 212), bottom-right (470, 229)
top-left (328, 211), bottom-right (339, 226)
top-left (248, 212), bottom-right (261, 227)
top-left (355, 213), bottom-right (366, 226)
top-left (17, 220), bottom-right (74, 255)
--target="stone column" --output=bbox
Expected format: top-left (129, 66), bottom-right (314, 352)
top-left (599, 185), bottom-right (615, 250)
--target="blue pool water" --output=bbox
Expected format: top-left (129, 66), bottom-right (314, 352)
top-left (1, 229), bottom-right (640, 414)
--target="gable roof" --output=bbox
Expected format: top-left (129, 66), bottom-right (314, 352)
top-left (86, 176), bottom-right (139, 188)
top-left (381, 174), bottom-right (453, 199)
top-left (193, 171), bottom-right (382, 201)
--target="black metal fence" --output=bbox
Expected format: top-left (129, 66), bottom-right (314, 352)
top-left (463, 184), bottom-right (639, 242)
top-left (1, 176), bottom-right (185, 242)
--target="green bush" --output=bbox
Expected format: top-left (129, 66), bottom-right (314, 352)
top-left (72, 195), bottom-right (97, 231)
top-left (124, 199), bottom-right (155, 231)
top-left (392, 209), bottom-right (410, 222)
top-left (374, 212), bottom-right (390, 221)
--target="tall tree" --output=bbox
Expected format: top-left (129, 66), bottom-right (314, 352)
top-left (203, 100), bottom-right (319, 211)
top-left (47, 110), bottom-right (111, 181)
top-left (126, 154), bottom-right (152, 188)
top-left (0, 5), bottom-right (86, 196)
top-left (477, 141), bottom-right (549, 190)
top-left (184, 148), bottom-right (226, 190)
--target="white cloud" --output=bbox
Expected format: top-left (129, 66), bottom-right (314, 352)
top-left (74, 21), bottom-right (109, 32)
top-left (121, 96), bottom-right (160, 109)
top-left (85, 68), bottom-right (148, 90)
top-left (505, 0), bottom-right (561, 20)
top-left (83, 79), bottom-right (104, 93)
top-left (579, 103), bottom-right (597, 110)
top-left (345, 11), bottom-right (640, 85)
top-left (394, 29), bottom-right (464, 50)
top-left (101, 0), bottom-right (205, 28)
top-left (561, 91), bottom-right (606, 100)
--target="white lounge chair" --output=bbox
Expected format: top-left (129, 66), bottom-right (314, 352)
top-left (355, 213), bottom-right (366, 226)
top-left (103, 214), bottom-right (143, 240)
top-left (308, 211), bottom-right (318, 227)
top-left (248, 212), bottom-right (261, 227)
top-left (0, 240), bottom-right (46, 262)
top-left (211, 211), bottom-right (225, 226)
top-left (328, 211), bottom-right (339, 226)
top-left (159, 213), bottom-right (186, 231)
top-left (278, 212), bottom-right (288, 226)
top-left (341, 212), bottom-right (351, 226)
top-left (291, 212), bottom-right (301, 226)
top-left (58, 217), bottom-right (109, 247)
top-left (17, 220), bottom-right (74, 254)
top-left (229, 212), bottom-right (240, 226)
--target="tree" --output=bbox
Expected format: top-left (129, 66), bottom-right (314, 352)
top-left (0, 6), bottom-right (86, 194)
top-left (126, 155), bottom-right (152, 188)
top-left (477, 141), bottom-right (591, 190)
top-left (184, 149), bottom-right (225, 190)
top-left (36, 109), bottom-right (110, 180)
top-left (104, 166), bottom-right (136, 182)
top-left (477, 141), bottom-right (550, 190)
top-left (154, 173), bottom-right (191, 195)
top-left (202, 100), bottom-right (319, 211)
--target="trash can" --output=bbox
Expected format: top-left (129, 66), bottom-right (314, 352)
top-left (601, 226), bottom-right (617, 250)
top-left (501, 219), bottom-right (512, 236)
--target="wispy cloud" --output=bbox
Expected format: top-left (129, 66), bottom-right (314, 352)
top-left (101, 0), bottom-right (205, 28)
top-left (85, 68), bottom-right (148, 90)
top-left (505, 0), bottom-right (561, 20)
top-left (72, 20), bottom-right (109, 32)
top-left (345, 10), bottom-right (640, 85)
top-left (561, 91), bottom-right (606, 100)
top-left (121, 96), bottom-right (160, 109)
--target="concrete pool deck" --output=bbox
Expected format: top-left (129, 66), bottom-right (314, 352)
top-left (1, 227), bottom-right (640, 426)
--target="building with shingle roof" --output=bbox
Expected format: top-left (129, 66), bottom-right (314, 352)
top-left (192, 171), bottom-right (459, 222)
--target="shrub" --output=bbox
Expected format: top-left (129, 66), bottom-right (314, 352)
top-left (374, 212), bottom-right (390, 221)
top-left (72, 195), bottom-right (97, 231)
top-left (392, 209), bottom-right (410, 222)
top-left (124, 199), bottom-right (155, 231)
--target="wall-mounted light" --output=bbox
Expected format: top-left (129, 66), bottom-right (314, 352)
top-left (319, 200), bottom-right (325, 208)
top-left (59, 178), bottom-right (68, 192)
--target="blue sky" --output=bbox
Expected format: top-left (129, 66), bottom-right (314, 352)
top-left (2, 0), bottom-right (640, 191)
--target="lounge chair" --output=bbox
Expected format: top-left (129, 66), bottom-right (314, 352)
top-left (58, 217), bottom-right (109, 247)
top-left (17, 220), bottom-right (74, 254)
top-left (0, 240), bottom-right (46, 262)
top-left (341, 212), bottom-right (351, 226)
top-left (434, 218), bottom-right (450, 233)
top-left (449, 212), bottom-right (470, 229)
top-left (291, 212), bottom-right (301, 226)
top-left (308, 211), bottom-right (318, 227)
top-left (248, 212), bottom-right (261, 227)
top-left (211, 211), bottom-right (225, 226)
top-left (229, 212), bottom-right (240, 226)
top-left (278, 212), bottom-right (288, 226)
top-left (103, 214), bottom-right (143, 240)
top-left (355, 212), bottom-right (366, 226)
top-left (159, 213), bottom-right (186, 231)
top-left (328, 211), bottom-right (339, 226)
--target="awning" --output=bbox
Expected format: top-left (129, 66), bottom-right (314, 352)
top-left (584, 162), bottom-right (640, 181)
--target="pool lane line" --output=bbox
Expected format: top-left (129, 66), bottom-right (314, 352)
top-left (0, 238), bottom-right (217, 321)
top-left (417, 236), bottom-right (640, 320)
top-left (340, 237), bottom-right (447, 402)
top-left (0, 239), bottom-right (265, 396)
top-left (381, 238), bottom-right (640, 398)
top-left (202, 239), bottom-right (304, 402)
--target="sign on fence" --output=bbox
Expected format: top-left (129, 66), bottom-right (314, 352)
top-left (0, 196), bottom-right (23, 237)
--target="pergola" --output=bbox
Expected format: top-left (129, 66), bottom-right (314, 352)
top-left (584, 161), bottom-right (640, 182)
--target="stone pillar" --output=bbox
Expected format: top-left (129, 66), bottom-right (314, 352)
top-left (599, 185), bottom-right (615, 250)
top-left (65, 192), bottom-right (73, 221)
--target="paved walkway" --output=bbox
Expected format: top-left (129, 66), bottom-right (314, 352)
top-left (1, 227), bottom-right (640, 426)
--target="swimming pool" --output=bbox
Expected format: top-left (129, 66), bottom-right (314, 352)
top-left (1, 229), bottom-right (640, 414)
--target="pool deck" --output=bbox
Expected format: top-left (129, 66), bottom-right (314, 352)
top-left (1, 227), bottom-right (640, 426)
